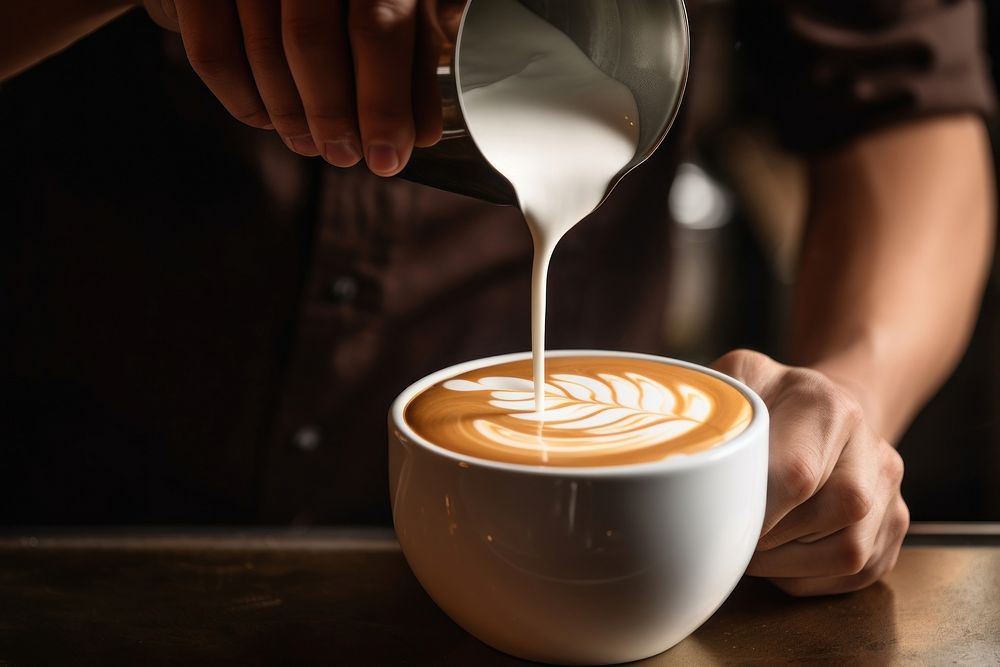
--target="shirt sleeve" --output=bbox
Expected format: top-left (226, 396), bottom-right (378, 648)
top-left (739, 0), bottom-right (997, 153)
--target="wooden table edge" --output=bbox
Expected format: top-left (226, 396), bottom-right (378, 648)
top-left (1, 522), bottom-right (998, 550)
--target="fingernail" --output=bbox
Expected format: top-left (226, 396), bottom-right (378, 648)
top-left (285, 134), bottom-right (318, 156)
top-left (366, 143), bottom-right (400, 175)
top-left (323, 138), bottom-right (362, 167)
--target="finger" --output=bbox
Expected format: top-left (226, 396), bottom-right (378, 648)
top-left (760, 394), bottom-right (856, 535)
top-left (430, 0), bottom-right (465, 43)
top-left (412, 2), bottom-right (443, 147)
top-left (749, 520), bottom-right (877, 579)
top-left (764, 372), bottom-right (866, 534)
top-left (757, 429), bottom-right (880, 550)
top-left (144, 0), bottom-right (180, 31)
top-left (767, 495), bottom-right (909, 597)
top-left (349, 0), bottom-right (418, 175)
top-left (282, 0), bottom-right (361, 165)
top-left (236, 0), bottom-right (314, 155)
top-left (174, 0), bottom-right (272, 129)
top-left (748, 477), bottom-right (889, 580)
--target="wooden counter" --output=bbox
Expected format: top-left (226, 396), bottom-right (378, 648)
top-left (1, 524), bottom-right (998, 664)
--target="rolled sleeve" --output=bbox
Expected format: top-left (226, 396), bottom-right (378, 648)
top-left (741, 0), bottom-right (997, 153)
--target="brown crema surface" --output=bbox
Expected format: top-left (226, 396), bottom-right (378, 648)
top-left (405, 356), bottom-right (753, 467)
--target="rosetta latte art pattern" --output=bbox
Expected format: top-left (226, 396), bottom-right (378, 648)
top-left (406, 357), bottom-right (754, 467)
top-left (444, 373), bottom-right (712, 454)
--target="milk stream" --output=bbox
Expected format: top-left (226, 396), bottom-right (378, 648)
top-left (459, 0), bottom-right (639, 454)
top-left (459, 0), bottom-right (640, 437)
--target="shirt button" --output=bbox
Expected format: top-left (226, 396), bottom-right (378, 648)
top-left (291, 426), bottom-right (322, 452)
top-left (325, 275), bottom-right (359, 305)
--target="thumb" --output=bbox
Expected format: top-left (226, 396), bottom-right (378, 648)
top-left (710, 348), bottom-right (781, 394)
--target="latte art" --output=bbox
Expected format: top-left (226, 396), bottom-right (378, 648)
top-left (444, 373), bottom-right (713, 455)
top-left (406, 356), bottom-right (753, 467)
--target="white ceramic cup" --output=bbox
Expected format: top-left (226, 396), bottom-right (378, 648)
top-left (389, 350), bottom-right (768, 665)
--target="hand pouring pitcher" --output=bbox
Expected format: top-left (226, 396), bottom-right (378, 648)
top-left (399, 0), bottom-right (690, 206)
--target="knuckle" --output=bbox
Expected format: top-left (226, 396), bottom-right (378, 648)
top-left (715, 349), bottom-right (749, 367)
top-left (884, 448), bottom-right (905, 484)
top-left (242, 30), bottom-right (283, 65)
top-left (354, 105), bottom-right (413, 132)
top-left (266, 109), bottom-right (310, 133)
top-left (414, 125), bottom-right (443, 148)
top-left (838, 393), bottom-right (865, 427)
top-left (715, 348), bottom-right (768, 375)
top-left (306, 111), bottom-right (357, 128)
top-left (186, 42), bottom-right (239, 80)
top-left (786, 367), bottom-right (824, 391)
top-left (283, 17), bottom-right (328, 54)
top-left (885, 546), bottom-right (903, 575)
top-left (790, 370), bottom-right (865, 440)
top-left (233, 109), bottom-right (270, 126)
top-left (811, 373), bottom-right (854, 416)
top-left (770, 577), bottom-right (811, 598)
top-left (836, 537), bottom-right (869, 575)
top-left (267, 109), bottom-right (306, 124)
top-left (836, 479), bottom-right (874, 523)
top-left (756, 531), bottom-right (783, 552)
top-left (413, 100), bottom-right (444, 147)
top-left (354, 96), bottom-right (416, 137)
top-left (868, 549), bottom-right (898, 583)
top-left (892, 499), bottom-right (911, 537)
top-left (351, 0), bottom-right (414, 37)
top-left (786, 371), bottom-right (835, 416)
top-left (851, 566), bottom-right (883, 592)
top-left (783, 451), bottom-right (822, 505)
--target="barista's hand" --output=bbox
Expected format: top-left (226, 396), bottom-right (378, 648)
top-left (712, 349), bottom-right (909, 596)
top-left (142, 0), bottom-right (448, 175)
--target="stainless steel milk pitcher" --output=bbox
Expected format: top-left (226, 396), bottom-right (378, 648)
top-left (398, 0), bottom-right (690, 206)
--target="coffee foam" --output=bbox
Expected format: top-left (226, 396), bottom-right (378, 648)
top-left (406, 356), bottom-right (753, 467)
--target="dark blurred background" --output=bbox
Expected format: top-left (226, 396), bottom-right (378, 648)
top-left (1, 4), bottom-right (998, 523)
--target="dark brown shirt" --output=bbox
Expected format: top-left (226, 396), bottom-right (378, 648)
top-left (0, 1), bottom-right (994, 524)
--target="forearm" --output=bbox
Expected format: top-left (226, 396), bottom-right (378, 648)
top-left (0, 0), bottom-right (133, 82)
top-left (790, 116), bottom-right (995, 442)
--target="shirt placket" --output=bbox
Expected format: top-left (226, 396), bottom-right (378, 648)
top-left (260, 165), bottom-right (393, 523)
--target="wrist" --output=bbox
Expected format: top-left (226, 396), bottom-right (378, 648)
top-left (797, 337), bottom-right (895, 440)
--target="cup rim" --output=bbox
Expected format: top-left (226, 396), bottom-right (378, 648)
top-left (390, 350), bottom-right (768, 477)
